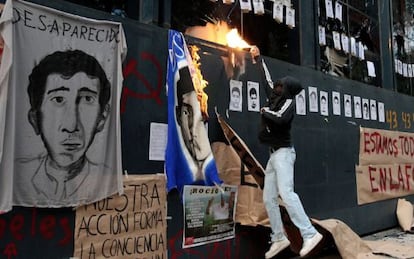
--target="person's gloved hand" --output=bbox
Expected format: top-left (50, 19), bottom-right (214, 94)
top-left (250, 45), bottom-right (260, 63)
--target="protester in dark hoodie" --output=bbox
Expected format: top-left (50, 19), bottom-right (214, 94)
top-left (259, 77), bottom-right (323, 258)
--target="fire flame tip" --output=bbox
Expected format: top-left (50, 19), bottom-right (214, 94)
top-left (226, 28), bottom-right (251, 49)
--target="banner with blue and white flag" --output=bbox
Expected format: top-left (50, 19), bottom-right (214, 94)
top-left (165, 30), bottom-right (222, 192)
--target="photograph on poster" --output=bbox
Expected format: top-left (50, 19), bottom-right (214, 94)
top-left (229, 80), bottom-right (243, 112)
top-left (332, 91), bottom-right (341, 116)
top-left (183, 185), bottom-right (238, 248)
top-left (378, 102), bottom-right (385, 122)
top-left (370, 99), bottom-right (377, 121)
top-left (344, 94), bottom-right (352, 117)
top-left (247, 81), bottom-right (260, 112)
top-left (354, 96), bottom-right (362, 118)
top-left (320, 91), bottom-right (328, 116)
top-left (308, 86), bottom-right (318, 112)
top-left (295, 89), bottom-right (306, 115)
top-left (362, 98), bottom-right (370, 120)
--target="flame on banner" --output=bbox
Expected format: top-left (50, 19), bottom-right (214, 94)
top-left (226, 28), bottom-right (252, 49)
top-left (184, 24), bottom-right (254, 119)
top-left (188, 45), bottom-right (209, 121)
top-left (185, 23), bottom-right (250, 50)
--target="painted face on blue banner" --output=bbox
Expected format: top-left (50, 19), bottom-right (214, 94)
top-left (179, 91), bottom-right (211, 162)
top-left (39, 72), bottom-right (102, 168)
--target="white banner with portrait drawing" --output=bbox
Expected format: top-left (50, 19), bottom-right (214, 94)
top-left (0, 1), bottom-right (13, 213)
top-left (0, 0), bottom-right (126, 211)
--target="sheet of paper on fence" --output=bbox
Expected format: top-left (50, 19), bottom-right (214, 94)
top-left (333, 31), bottom-right (341, 50)
top-left (367, 61), bottom-right (376, 77)
top-left (325, 0), bottom-right (334, 18)
top-left (359, 42), bottom-right (365, 60)
top-left (273, 2), bottom-right (283, 23)
top-left (378, 102), bottom-right (385, 122)
top-left (74, 174), bottom-right (167, 259)
top-left (341, 33), bottom-right (349, 53)
top-left (318, 26), bottom-right (326, 46)
top-left (285, 7), bottom-right (295, 28)
top-left (149, 122), bottom-right (168, 161)
top-left (253, 0), bottom-right (264, 15)
top-left (182, 184), bottom-right (238, 248)
top-left (359, 127), bottom-right (414, 166)
top-left (356, 164), bottom-right (414, 205)
top-left (403, 63), bottom-right (408, 77)
top-left (351, 37), bottom-right (357, 56)
top-left (240, 0), bottom-right (252, 12)
top-left (335, 2), bottom-right (342, 21)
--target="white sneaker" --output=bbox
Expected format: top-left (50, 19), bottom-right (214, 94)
top-left (265, 238), bottom-right (290, 259)
top-left (299, 232), bottom-right (323, 257)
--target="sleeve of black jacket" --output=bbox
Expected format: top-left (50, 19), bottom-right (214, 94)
top-left (261, 99), bottom-right (294, 125)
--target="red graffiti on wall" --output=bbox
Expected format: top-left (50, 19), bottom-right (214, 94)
top-left (168, 228), bottom-right (266, 259)
top-left (0, 208), bottom-right (72, 257)
top-left (121, 52), bottom-right (163, 113)
top-left (3, 242), bottom-right (17, 259)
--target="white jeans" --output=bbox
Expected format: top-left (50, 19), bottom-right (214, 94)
top-left (263, 147), bottom-right (316, 242)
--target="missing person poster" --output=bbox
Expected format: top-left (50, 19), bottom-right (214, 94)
top-left (0, 0), bottom-right (126, 211)
top-left (74, 174), bottom-right (167, 259)
top-left (183, 185), bottom-right (238, 248)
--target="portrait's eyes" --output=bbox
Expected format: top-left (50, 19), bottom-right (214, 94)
top-left (50, 96), bottom-right (65, 105)
top-left (79, 93), bottom-right (97, 104)
top-left (181, 105), bottom-right (193, 117)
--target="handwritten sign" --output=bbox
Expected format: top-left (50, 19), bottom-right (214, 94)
top-left (357, 127), bottom-right (414, 204)
top-left (12, 6), bottom-right (120, 43)
top-left (359, 127), bottom-right (414, 165)
top-left (73, 174), bottom-right (166, 259)
top-left (356, 164), bottom-right (414, 204)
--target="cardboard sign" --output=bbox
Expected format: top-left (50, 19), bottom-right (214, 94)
top-left (359, 127), bottom-right (414, 166)
top-left (216, 113), bottom-right (265, 188)
top-left (356, 164), bottom-right (414, 204)
top-left (73, 174), bottom-right (167, 259)
top-left (357, 127), bottom-right (414, 204)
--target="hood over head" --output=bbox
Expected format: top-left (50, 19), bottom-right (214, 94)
top-left (279, 76), bottom-right (303, 98)
top-left (268, 76), bottom-right (303, 110)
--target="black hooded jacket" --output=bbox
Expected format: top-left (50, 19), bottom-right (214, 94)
top-left (258, 76), bottom-right (303, 150)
